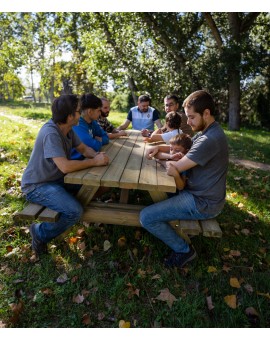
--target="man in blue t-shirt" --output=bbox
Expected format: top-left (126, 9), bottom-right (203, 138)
top-left (117, 94), bottom-right (162, 134)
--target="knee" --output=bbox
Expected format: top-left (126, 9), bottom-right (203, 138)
top-left (140, 207), bottom-right (150, 229)
top-left (67, 201), bottom-right (83, 221)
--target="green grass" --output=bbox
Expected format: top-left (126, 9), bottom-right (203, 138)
top-left (0, 102), bottom-right (270, 328)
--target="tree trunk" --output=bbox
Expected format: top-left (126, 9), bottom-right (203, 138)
top-left (128, 76), bottom-right (138, 105)
top-left (228, 69), bottom-right (241, 130)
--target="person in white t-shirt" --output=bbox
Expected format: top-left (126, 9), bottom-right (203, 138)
top-left (143, 111), bottom-right (182, 144)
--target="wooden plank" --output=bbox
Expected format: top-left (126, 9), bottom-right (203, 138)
top-left (119, 189), bottom-right (129, 204)
top-left (200, 219), bottom-right (222, 238)
top-left (100, 135), bottom-right (136, 187)
top-left (138, 143), bottom-right (158, 190)
top-left (82, 137), bottom-right (127, 186)
top-left (82, 202), bottom-right (143, 226)
top-left (156, 162), bottom-right (176, 193)
top-left (179, 220), bottom-right (202, 235)
top-left (39, 208), bottom-right (59, 222)
top-left (119, 132), bottom-right (145, 189)
top-left (148, 191), bottom-right (168, 203)
top-left (14, 203), bottom-right (44, 221)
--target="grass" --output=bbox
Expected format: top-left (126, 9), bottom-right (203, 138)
top-left (0, 102), bottom-right (270, 328)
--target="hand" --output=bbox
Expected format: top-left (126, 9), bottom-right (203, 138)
top-left (118, 130), bottom-right (127, 136)
top-left (166, 162), bottom-right (179, 177)
top-left (141, 129), bottom-right (150, 137)
top-left (95, 136), bottom-right (102, 142)
top-left (170, 152), bottom-right (184, 161)
top-left (93, 152), bottom-right (109, 166)
top-left (143, 137), bottom-right (151, 143)
top-left (146, 146), bottom-right (159, 159)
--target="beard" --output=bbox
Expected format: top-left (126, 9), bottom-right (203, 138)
top-left (191, 117), bottom-right (207, 132)
top-left (101, 110), bottom-right (109, 118)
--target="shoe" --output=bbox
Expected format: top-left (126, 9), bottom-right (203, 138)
top-left (164, 246), bottom-right (197, 268)
top-left (29, 224), bottom-right (48, 255)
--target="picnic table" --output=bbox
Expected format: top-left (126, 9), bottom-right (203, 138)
top-left (64, 130), bottom-right (176, 227)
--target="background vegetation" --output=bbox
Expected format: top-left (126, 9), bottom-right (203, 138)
top-left (0, 12), bottom-right (270, 130)
top-left (0, 103), bottom-right (269, 328)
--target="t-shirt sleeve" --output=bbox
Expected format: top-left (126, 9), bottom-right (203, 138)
top-left (43, 133), bottom-right (67, 159)
top-left (153, 109), bottom-right (160, 121)
top-left (186, 135), bottom-right (219, 166)
top-left (127, 110), bottom-right (132, 121)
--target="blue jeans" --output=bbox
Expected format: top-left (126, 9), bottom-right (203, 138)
top-left (140, 190), bottom-right (218, 253)
top-left (26, 180), bottom-right (83, 243)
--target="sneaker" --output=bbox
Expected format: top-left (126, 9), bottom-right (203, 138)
top-left (164, 246), bottom-right (197, 268)
top-left (29, 224), bottom-right (48, 255)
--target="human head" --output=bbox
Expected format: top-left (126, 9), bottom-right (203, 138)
top-left (164, 94), bottom-right (179, 113)
top-left (137, 94), bottom-right (151, 112)
top-left (100, 97), bottom-right (110, 118)
top-left (51, 94), bottom-right (80, 124)
top-left (169, 133), bottom-right (192, 155)
top-left (182, 90), bottom-right (215, 132)
top-left (80, 93), bottom-right (102, 122)
top-left (165, 111), bottom-right (182, 130)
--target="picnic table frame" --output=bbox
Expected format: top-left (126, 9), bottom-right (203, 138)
top-left (64, 130), bottom-right (176, 227)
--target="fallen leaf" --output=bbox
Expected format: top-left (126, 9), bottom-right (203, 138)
top-left (82, 314), bottom-right (91, 325)
top-left (155, 288), bottom-right (177, 309)
top-left (103, 240), bottom-right (112, 252)
top-left (207, 266), bottom-right (217, 273)
top-left (222, 264), bottom-right (231, 272)
top-left (41, 288), bottom-right (53, 295)
top-left (126, 283), bottom-right (140, 298)
top-left (137, 268), bottom-right (146, 278)
top-left (238, 202), bottom-right (244, 208)
top-left (230, 277), bottom-right (241, 288)
top-left (117, 236), bottom-right (127, 248)
top-left (78, 241), bottom-right (86, 251)
top-left (206, 295), bottom-right (215, 310)
top-left (241, 229), bottom-right (250, 235)
top-left (151, 274), bottom-right (161, 280)
top-left (69, 236), bottom-right (78, 244)
top-left (245, 307), bottom-right (259, 317)
top-left (257, 292), bottom-right (270, 299)
top-left (229, 250), bottom-right (241, 257)
top-left (231, 192), bottom-right (237, 198)
top-left (224, 295), bottom-right (237, 309)
top-left (73, 294), bottom-right (84, 304)
top-left (244, 284), bottom-right (254, 294)
top-left (98, 312), bottom-right (105, 321)
top-left (56, 273), bottom-right (68, 284)
top-left (119, 320), bottom-right (131, 328)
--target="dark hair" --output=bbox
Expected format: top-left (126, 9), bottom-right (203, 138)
top-left (183, 90), bottom-right (215, 116)
top-left (164, 94), bottom-right (179, 103)
top-left (170, 133), bottom-right (192, 152)
top-left (138, 94), bottom-right (151, 104)
top-left (51, 94), bottom-right (79, 124)
top-left (80, 93), bottom-right (102, 111)
top-left (165, 111), bottom-right (182, 130)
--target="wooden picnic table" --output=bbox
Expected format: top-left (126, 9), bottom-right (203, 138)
top-left (64, 130), bottom-right (176, 227)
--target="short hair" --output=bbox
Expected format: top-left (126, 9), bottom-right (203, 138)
top-left (101, 97), bottom-right (109, 103)
top-left (170, 133), bottom-right (192, 152)
top-left (80, 93), bottom-right (102, 110)
top-left (138, 94), bottom-right (151, 103)
top-left (165, 111), bottom-right (182, 130)
top-left (183, 90), bottom-right (215, 116)
top-left (51, 94), bottom-right (79, 124)
top-left (164, 94), bottom-right (179, 103)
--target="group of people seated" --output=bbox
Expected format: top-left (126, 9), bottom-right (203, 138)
top-left (22, 89), bottom-right (229, 270)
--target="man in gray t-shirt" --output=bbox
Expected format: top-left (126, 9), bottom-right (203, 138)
top-left (22, 94), bottom-right (109, 257)
top-left (140, 90), bottom-right (228, 269)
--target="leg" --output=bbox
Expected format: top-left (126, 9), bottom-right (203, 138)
top-left (26, 182), bottom-right (83, 244)
top-left (140, 190), bottom-right (212, 253)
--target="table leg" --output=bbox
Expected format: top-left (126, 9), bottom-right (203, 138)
top-left (76, 185), bottom-right (99, 206)
top-left (119, 189), bottom-right (129, 204)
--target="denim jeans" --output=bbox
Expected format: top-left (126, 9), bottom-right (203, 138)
top-left (140, 190), bottom-right (218, 253)
top-left (26, 179), bottom-right (83, 243)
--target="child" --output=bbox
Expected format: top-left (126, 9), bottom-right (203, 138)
top-left (150, 133), bottom-right (192, 190)
top-left (143, 111), bottom-right (182, 144)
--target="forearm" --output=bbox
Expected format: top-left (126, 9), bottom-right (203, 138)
top-left (174, 174), bottom-right (186, 190)
top-left (154, 152), bottom-right (171, 160)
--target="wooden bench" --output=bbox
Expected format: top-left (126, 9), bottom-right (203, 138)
top-left (82, 201), bottom-right (222, 238)
top-left (14, 202), bottom-right (222, 241)
top-left (14, 203), bottom-right (60, 223)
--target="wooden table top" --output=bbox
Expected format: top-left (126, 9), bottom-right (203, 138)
top-left (64, 130), bottom-right (176, 193)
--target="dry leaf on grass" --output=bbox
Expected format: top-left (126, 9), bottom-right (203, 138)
top-left (103, 240), bottom-right (112, 251)
top-left (224, 294), bottom-right (237, 309)
top-left (230, 277), bottom-right (241, 288)
top-left (119, 320), bottom-right (131, 328)
top-left (206, 296), bottom-right (215, 310)
top-left (207, 266), bottom-right (217, 273)
top-left (155, 288), bottom-right (177, 309)
top-left (73, 294), bottom-right (84, 304)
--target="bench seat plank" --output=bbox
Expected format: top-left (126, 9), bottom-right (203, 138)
top-left (38, 208), bottom-right (60, 222)
top-left (200, 219), bottom-right (222, 237)
top-left (14, 203), bottom-right (44, 221)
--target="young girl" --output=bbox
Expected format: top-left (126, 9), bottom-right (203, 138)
top-left (143, 111), bottom-right (182, 144)
top-left (150, 133), bottom-right (192, 190)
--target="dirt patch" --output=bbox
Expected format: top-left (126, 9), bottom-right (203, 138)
top-left (229, 157), bottom-right (270, 172)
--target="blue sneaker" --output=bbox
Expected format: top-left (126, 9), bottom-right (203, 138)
top-left (164, 246), bottom-right (197, 268)
top-left (29, 224), bottom-right (48, 255)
